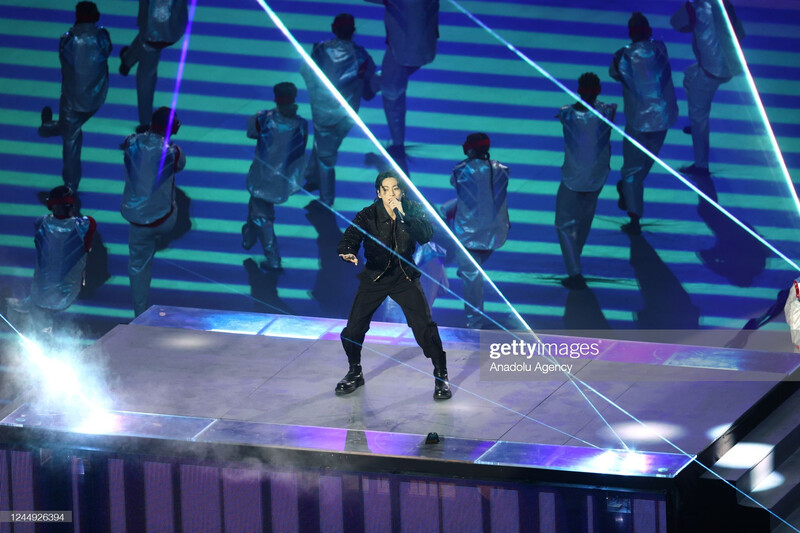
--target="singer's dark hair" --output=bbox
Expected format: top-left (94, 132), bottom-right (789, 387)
top-left (374, 170), bottom-right (406, 192)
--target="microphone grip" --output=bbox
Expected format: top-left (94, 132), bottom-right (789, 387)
top-left (393, 207), bottom-right (405, 224)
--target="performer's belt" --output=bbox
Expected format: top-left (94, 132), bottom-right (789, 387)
top-left (130, 205), bottom-right (174, 228)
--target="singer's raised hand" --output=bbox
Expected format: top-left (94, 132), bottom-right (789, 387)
top-left (388, 197), bottom-right (404, 215)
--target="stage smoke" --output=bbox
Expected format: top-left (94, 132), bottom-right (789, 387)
top-left (1, 311), bottom-right (113, 433)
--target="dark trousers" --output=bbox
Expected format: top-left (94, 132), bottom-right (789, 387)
top-left (341, 269), bottom-right (446, 369)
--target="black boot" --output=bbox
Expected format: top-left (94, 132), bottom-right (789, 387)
top-left (560, 274), bottom-right (587, 290)
top-left (335, 364), bottom-right (364, 395)
top-left (41, 106), bottom-right (53, 126)
top-left (241, 223), bottom-right (256, 250)
top-left (260, 230), bottom-right (282, 270)
top-left (621, 215), bottom-right (641, 235)
top-left (433, 368), bottom-right (451, 400)
top-left (119, 46), bottom-right (131, 76)
top-left (616, 180), bottom-right (627, 211)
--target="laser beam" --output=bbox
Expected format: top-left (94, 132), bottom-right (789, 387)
top-left (253, 0), bottom-right (625, 452)
top-left (715, 0), bottom-right (800, 218)
top-left (157, 0), bottom-right (199, 185)
top-left (446, 0), bottom-right (799, 272)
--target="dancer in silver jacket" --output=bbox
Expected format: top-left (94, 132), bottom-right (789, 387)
top-left (609, 12), bottom-right (678, 235)
top-left (672, 0), bottom-right (745, 177)
top-left (555, 73), bottom-right (616, 290)
top-left (445, 133), bottom-right (509, 328)
top-left (301, 14), bottom-right (376, 206)
top-left (39, 2), bottom-right (111, 192)
top-left (121, 107), bottom-right (185, 316)
top-left (31, 185), bottom-right (96, 315)
top-left (366, 0), bottom-right (439, 173)
top-left (120, 0), bottom-right (188, 131)
top-left (242, 83), bottom-right (308, 271)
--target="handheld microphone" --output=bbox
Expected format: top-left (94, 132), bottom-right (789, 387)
top-left (393, 207), bottom-right (405, 224)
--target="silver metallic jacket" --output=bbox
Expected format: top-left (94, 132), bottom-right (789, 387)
top-left (31, 215), bottom-right (93, 310)
top-left (121, 132), bottom-right (185, 224)
top-left (59, 23), bottom-right (111, 113)
top-left (692, 0), bottom-right (745, 79)
top-left (139, 0), bottom-right (188, 45)
top-left (558, 102), bottom-right (615, 192)
top-left (302, 38), bottom-right (376, 127)
top-left (383, 0), bottom-right (439, 67)
top-left (246, 109), bottom-right (308, 204)
top-left (610, 39), bottom-right (678, 132)
top-left (451, 159), bottom-right (510, 251)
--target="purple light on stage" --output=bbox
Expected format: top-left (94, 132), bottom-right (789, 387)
top-left (157, 0), bottom-right (199, 185)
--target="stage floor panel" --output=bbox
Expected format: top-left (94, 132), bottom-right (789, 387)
top-left (4, 306), bottom-right (798, 480)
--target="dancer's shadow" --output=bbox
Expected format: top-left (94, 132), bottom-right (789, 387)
top-left (563, 285), bottom-right (610, 330)
top-left (243, 258), bottom-right (292, 315)
top-left (726, 286), bottom-right (791, 349)
top-left (628, 233), bottom-right (700, 329)
top-left (363, 144), bottom-right (418, 176)
top-left (693, 174), bottom-right (767, 287)
top-left (364, 151), bottom-right (393, 173)
top-left (305, 200), bottom-right (358, 317)
top-left (78, 230), bottom-right (110, 299)
top-left (155, 187), bottom-right (192, 251)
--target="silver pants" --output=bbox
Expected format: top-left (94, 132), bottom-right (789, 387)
top-left (38, 96), bottom-right (97, 190)
top-left (121, 34), bottom-right (163, 126)
top-left (242, 197), bottom-right (280, 267)
top-left (684, 63), bottom-right (727, 169)
top-left (304, 118), bottom-right (353, 206)
top-left (555, 183), bottom-right (601, 277)
top-left (619, 126), bottom-right (668, 217)
top-left (456, 248), bottom-right (493, 329)
top-left (128, 208), bottom-right (177, 317)
top-left (380, 46), bottom-right (420, 147)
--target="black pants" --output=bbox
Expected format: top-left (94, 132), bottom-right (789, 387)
top-left (341, 269), bottom-right (446, 369)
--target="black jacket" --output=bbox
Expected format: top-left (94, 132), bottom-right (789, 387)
top-left (337, 198), bottom-right (433, 281)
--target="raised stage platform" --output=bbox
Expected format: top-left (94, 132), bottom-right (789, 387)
top-left (1, 306), bottom-right (799, 531)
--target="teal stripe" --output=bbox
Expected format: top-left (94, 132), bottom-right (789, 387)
top-left (1, 0), bottom-right (796, 43)
top-left (2, 2), bottom-right (797, 70)
top-left (1, 0), bottom-right (797, 336)
top-left (0, 262), bottom-right (775, 303)
top-left (1, 125), bottom-right (798, 193)
top-left (0, 229), bottom-right (792, 273)
top-left (2, 193), bottom-right (799, 244)
top-left (0, 266), bottom-right (773, 327)
top-left (2, 67), bottom-right (799, 131)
